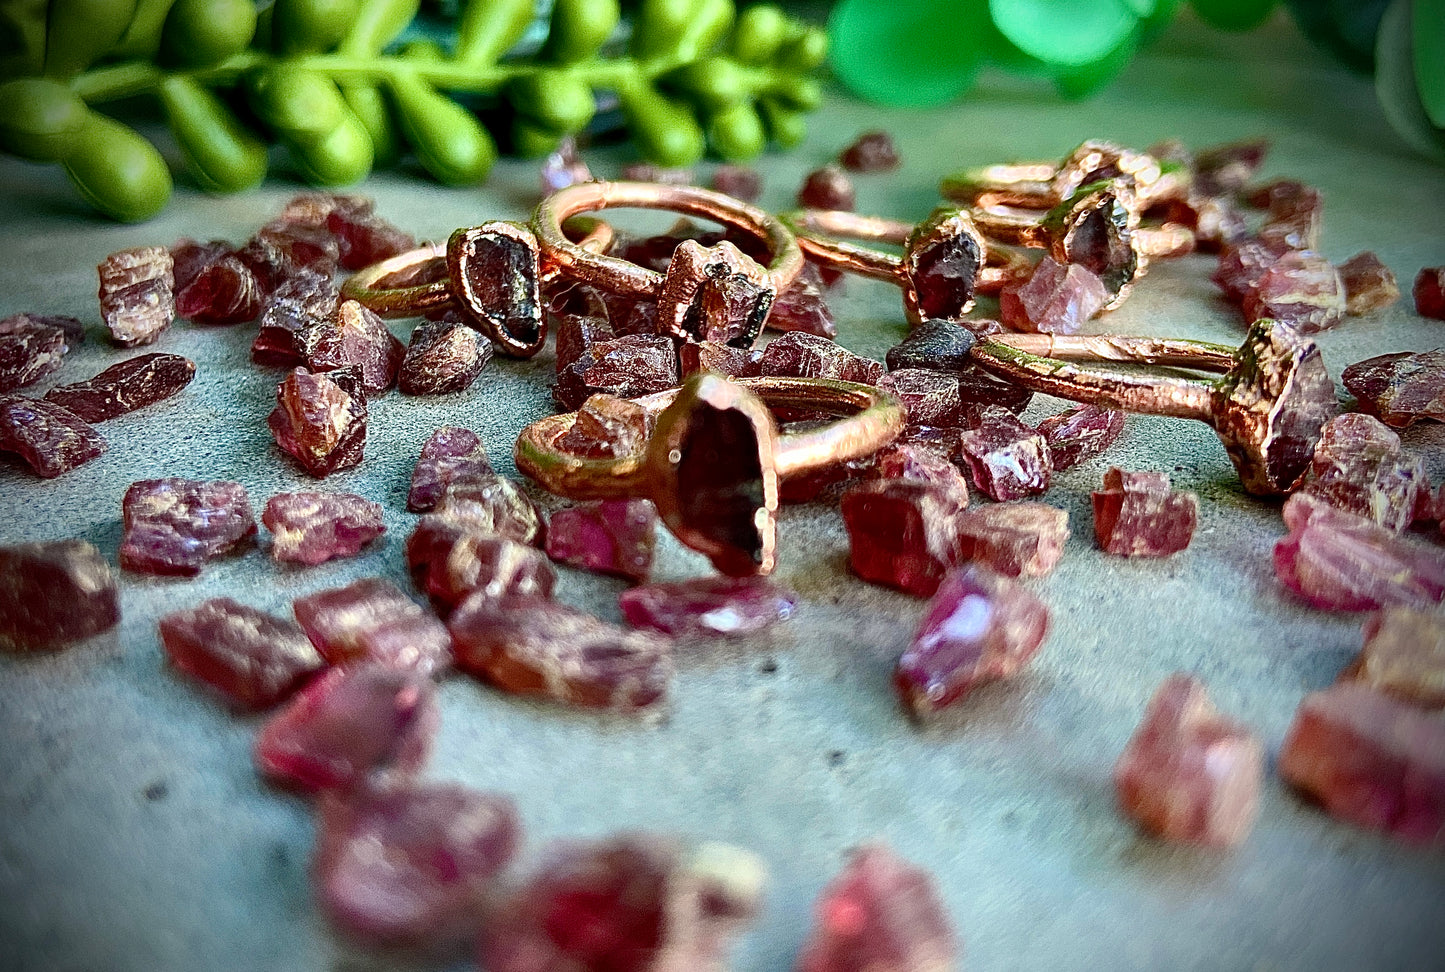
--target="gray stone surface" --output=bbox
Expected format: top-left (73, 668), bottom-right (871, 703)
top-left (3, 15), bottom-right (1445, 972)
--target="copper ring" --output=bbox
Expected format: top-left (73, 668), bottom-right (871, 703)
top-left (532, 181), bottom-right (806, 349)
top-left (968, 320), bottom-right (1339, 496)
top-left (515, 374), bottom-right (905, 576)
top-left (940, 139), bottom-right (1190, 212)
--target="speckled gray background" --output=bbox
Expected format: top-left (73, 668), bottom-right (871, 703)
top-left (3, 14), bottom-right (1445, 972)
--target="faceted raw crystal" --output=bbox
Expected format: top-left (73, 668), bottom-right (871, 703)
top-left (885, 319), bottom-right (977, 372)
top-left (435, 475), bottom-right (544, 547)
top-left (557, 393), bottom-right (654, 459)
top-left (451, 222), bottom-right (544, 351)
top-left (956, 407), bottom-right (1053, 501)
top-left (1279, 682), bottom-right (1445, 844)
top-left (1298, 413), bottom-right (1425, 532)
top-left (255, 664), bottom-right (437, 793)
top-left (796, 843), bottom-right (957, 972)
top-left (1343, 607), bottom-right (1445, 709)
top-left (999, 255), bottom-right (1109, 335)
top-left (683, 258), bottom-right (775, 348)
top-left (1337, 252), bottom-right (1399, 315)
top-left (159, 598), bottom-right (325, 710)
top-left (840, 130), bottom-right (900, 172)
top-left (43, 353), bottom-right (195, 422)
top-left (872, 442), bottom-right (970, 500)
top-left (262, 491), bottom-right (385, 564)
top-left (1274, 493), bottom-right (1445, 611)
top-left (1053, 188), bottom-right (1137, 298)
top-left (1191, 137), bottom-right (1269, 197)
top-left (1114, 674), bottom-right (1264, 848)
top-left (398, 315), bottom-right (492, 395)
top-left (767, 263), bottom-right (837, 337)
top-left (405, 517), bottom-right (556, 611)
top-left (1241, 251), bottom-right (1346, 334)
top-left (0, 397), bottom-right (106, 477)
top-left (759, 332), bottom-right (883, 384)
top-left (797, 164), bottom-right (856, 210)
top-left (314, 781), bottom-right (519, 946)
top-left (119, 478), bottom-right (256, 576)
top-left (293, 578), bottom-right (450, 675)
top-left (711, 164), bottom-right (763, 201)
top-left (448, 594), bottom-right (672, 712)
top-left (1036, 404), bottom-right (1125, 471)
top-left (553, 312), bottom-right (614, 374)
top-left (407, 426), bottom-right (493, 512)
top-left (1253, 181), bottom-right (1323, 254)
top-left (841, 480), bottom-right (965, 597)
top-left (908, 224), bottom-right (984, 323)
top-left (680, 340), bottom-right (764, 379)
top-left (895, 423), bottom-right (964, 457)
top-left (170, 238), bottom-right (232, 291)
top-left (480, 836), bottom-right (764, 972)
top-left (0, 540), bottom-right (119, 652)
top-left (546, 499), bottom-right (657, 582)
top-left (325, 205), bottom-right (415, 272)
top-left (1212, 239), bottom-right (1281, 304)
top-left (250, 271), bottom-right (340, 366)
top-left (309, 299), bottom-right (405, 393)
top-left (175, 251), bottom-right (263, 325)
top-left (0, 315), bottom-right (68, 392)
top-left (620, 576), bottom-right (797, 638)
top-left (98, 246), bottom-right (175, 346)
top-left (1342, 350), bottom-right (1445, 428)
top-left (268, 367), bottom-right (367, 477)
top-left (1092, 468), bottom-right (1199, 557)
top-left (554, 334), bottom-right (679, 411)
top-left (540, 136), bottom-right (592, 194)
top-left (955, 362), bottom-right (1033, 416)
top-left (955, 502), bottom-right (1069, 577)
top-left (875, 369), bottom-right (964, 428)
top-left (1415, 267), bottom-right (1445, 319)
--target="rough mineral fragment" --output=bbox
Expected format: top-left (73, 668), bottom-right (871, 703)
top-left (43, 353), bottom-right (195, 422)
top-left (797, 164), bottom-right (856, 210)
top-left (759, 332), bottom-right (883, 384)
top-left (1241, 251), bottom-right (1346, 334)
top-left (554, 334), bottom-right (679, 411)
top-left (556, 393), bottom-right (654, 459)
top-left (999, 255), bottom-right (1109, 334)
top-left (174, 249), bottom-right (264, 325)
top-left (955, 502), bottom-right (1069, 577)
top-left (119, 478), bottom-right (256, 575)
top-left (1114, 674), bottom-right (1264, 848)
top-left (766, 263), bottom-right (837, 337)
top-left (620, 576), bottom-right (797, 638)
top-left (872, 442), bottom-right (970, 500)
top-left (255, 664), bottom-right (437, 793)
top-left (397, 315), bottom-right (492, 395)
top-left (680, 340), bottom-right (764, 379)
top-left (0, 315), bottom-right (68, 392)
top-left (796, 843), bottom-right (958, 972)
top-left (875, 370), bottom-right (964, 428)
top-left (1191, 137), bottom-right (1269, 196)
top-left (98, 245), bottom-right (175, 346)
top-left (1416, 267), bottom-right (1445, 319)
top-left (553, 312), bottom-right (614, 373)
top-left (480, 836), bottom-right (764, 972)
top-left (1036, 404), bottom-right (1125, 470)
top-left (406, 517), bottom-right (556, 611)
top-left (407, 427), bottom-right (493, 512)
top-left (1212, 239), bottom-right (1280, 303)
top-left (293, 578), bottom-right (450, 675)
top-left (1298, 413), bottom-right (1425, 533)
top-left (250, 271), bottom-right (340, 365)
top-left (0, 397), bottom-right (106, 477)
top-left (711, 164), bottom-right (763, 202)
top-left (540, 136), bottom-right (591, 194)
top-left (546, 499), bottom-right (657, 582)
top-left (884, 319), bottom-right (977, 372)
top-left (1274, 493), bottom-right (1445, 611)
top-left (956, 407), bottom-right (1053, 501)
top-left (0, 540), bottom-right (119, 652)
top-left (169, 238), bottom-right (231, 291)
top-left (955, 362), bottom-right (1033, 415)
top-left (314, 781), bottom-right (519, 946)
top-left (434, 476), bottom-right (544, 547)
top-left (895, 566), bottom-right (1049, 716)
top-left (1342, 350), bottom-right (1445, 428)
top-left (1279, 682), bottom-right (1445, 844)
top-left (325, 204), bottom-right (415, 271)
top-left (1337, 252), bottom-right (1399, 315)
top-left (1092, 468), bottom-right (1199, 557)
top-left (262, 491), bottom-right (385, 564)
top-left (840, 130), bottom-right (900, 172)
top-left (841, 480), bottom-right (965, 597)
top-left (448, 594), bottom-right (672, 712)
top-left (1342, 607), bottom-right (1445, 709)
top-left (268, 367), bottom-right (368, 477)
top-left (664, 240), bottom-right (775, 346)
top-left (309, 300), bottom-right (405, 393)
top-left (159, 598), bottom-right (324, 709)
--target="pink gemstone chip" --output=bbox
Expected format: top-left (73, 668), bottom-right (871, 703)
top-left (766, 263), bottom-right (837, 338)
top-left (310, 300), bottom-right (405, 394)
top-left (119, 478), bottom-right (256, 576)
top-left (1036, 404), bottom-right (1125, 471)
top-left (1343, 607), bottom-right (1445, 709)
top-left (1212, 239), bottom-right (1280, 304)
top-left (324, 202), bottom-right (416, 271)
top-left (1413, 267), bottom-right (1445, 319)
top-left (554, 333), bottom-right (680, 411)
top-left (175, 248), bottom-right (264, 325)
top-left (955, 502), bottom-right (1069, 577)
top-left (1092, 468), bottom-right (1199, 557)
top-left (159, 597), bottom-right (325, 710)
top-left (999, 255), bottom-right (1109, 335)
top-left (250, 272), bottom-right (339, 366)
top-left (99, 245), bottom-right (175, 346)
top-left (43, 353), bottom-right (195, 422)
top-left (434, 476), bottom-right (544, 547)
top-left (0, 315), bottom-right (68, 392)
top-left (556, 393), bottom-right (654, 459)
top-left (398, 315), bottom-right (492, 395)
top-left (875, 369), bottom-right (965, 428)
top-left (262, 491), bottom-right (385, 564)
top-left (405, 517), bottom-right (556, 611)
top-left (680, 340), bottom-right (764, 379)
top-left (0, 397), bottom-right (107, 477)
top-left (1337, 252), bottom-right (1399, 316)
top-left (1114, 674), bottom-right (1264, 848)
top-left (407, 426), bottom-right (493, 512)
top-left (797, 164), bottom-right (856, 210)
top-left (1241, 251), bottom-right (1346, 334)
top-left (620, 576), bottom-right (797, 638)
top-left (1298, 412), bottom-right (1425, 533)
top-left (293, 578), bottom-right (451, 676)
top-left (761, 332), bottom-right (883, 384)
top-left (956, 406), bottom-right (1053, 501)
top-left (0, 540), bottom-right (120, 653)
top-left (872, 442), bottom-right (970, 500)
top-left (1341, 350), bottom-right (1445, 429)
top-left (546, 499), bottom-right (657, 582)
top-left (841, 480), bottom-right (965, 597)
top-left (268, 367), bottom-right (368, 477)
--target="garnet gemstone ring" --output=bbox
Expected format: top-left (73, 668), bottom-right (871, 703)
top-left (532, 181), bottom-right (806, 349)
top-left (941, 139), bottom-right (1188, 212)
top-left (969, 319), bottom-right (1338, 496)
top-left (516, 374), bottom-right (905, 576)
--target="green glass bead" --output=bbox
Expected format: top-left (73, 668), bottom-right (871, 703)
top-left (829, 0), bottom-right (985, 107)
top-left (988, 0), bottom-right (1137, 67)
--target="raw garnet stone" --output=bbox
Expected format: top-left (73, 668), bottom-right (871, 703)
top-left (0, 540), bottom-right (119, 652)
top-left (159, 598), bottom-right (325, 709)
top-left (407, 426), bottom-right (493, 512)
top-left (406, 518), bottom-right (556, 611)
top-left (1298, 412), bottom-right (1424, 533)
top-left (956, 407), bottom-right (1053, 501)
top-left (1341, 350), bottom-right (1445, 429)
top-left (1092, 468), bottom-right (1199, 557)
top-left (954, 502), bottom-right (1069, 577)
top-left (262, 491), bottom-right (385, 564)
top-left (619, 577), bottom-right (797, 638)
top-left (0, 315), bottom-right (68, 392)
top-left (0, 397), bottom-right (107, 477)
top-left (841, 480), bottom-right (965, 598)
top-left (545, 499), bottom-right (657, 582)
top-left (1344, 607), bottom-right (1445, 709)
top-left (398, 315), bottom-right (492, 395)
top-left (268, 367), bottom-right (368, 477)
top-left (43, 353), bottom-right (195, 422)
top-left (999, 255), bottom-right (1109, 335)
top-left (293, 578), bottom-right (451, 676)
top-left (119, 478), bottom-right (256, 576)
top-left (1036, 404), bottom-right (1125, 470)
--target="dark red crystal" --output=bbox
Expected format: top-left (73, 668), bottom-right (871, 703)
top-left (546, 499), bottom-right (657, 582)
top-left (1242, 251), bottom-right (1346, 334)
top-left (309, 300), bottom-right (404, 393)
top-left (1092, 468), bottom-right (1198, 557)
top-left (43, 353), bottom-right (195, 422)
top-left (175, 251), bottom-right (263, 326)
top-left (0, 397), bottom-right (106, 477)
top-left (1298, 413), bottom-right (1425, 533)
top-left (98, 246), bottom-right (175, 346)
top-left (0, 540), bottom-right (119, 652)
top-left (159, 597), bottom-right (325, 710)
top-left (759, 332), bottom-right (883, 384)
top-left (680, 341), bottom-right (764, 379)
top-left (955, 502), bottom-right (1069, 578)
top-left (999, 255), bottom-right (1109, 335)
top-left (766, 263), bottom-right (837, 337)
top-left (1192, 138), bottom-right (1269, 197)
top-left (405, 517), bottom-right (556, 611)
top-left (1212, 239), bottom-right (1280, 304)
top-left (434, 475), bottom-right (544, 547)
top-left (872, 442), bottom-right (970, 500)
top-left (398, 315), bottom-right (493, 395)
top-left (0, 315), bottom-right (68, 392)
top-left (876, 369), bottom-right (965, 429)
top-left (885, 319), bottom-right (977, 373)
top-left (797, 164), bottom-right (856, 210)
top-left (1337, 252), bottom-right (1399, 316)
top-left (119, 477), bottom-right (256, 575)
top-left (956, 407), bottom-right (1053, 501)
top-left (407, 426), bottom-right (493, 512)
top-left (326, 206), bottom-right (415, 272)
top-left (554, 334), bottom-right (679, 411)
top-left (1036, 404), bottom-right (1125, 471)
top-left (268, 367), bottom-right (368, 477)
top-left (840, 130), bottom-right (900, 172)
top-left (293, 578), bottom-right (450, 675)
top-left (250, 270), bottom-right (340, 366)
top-left (262, 491), bottom-right (385, 564)
top-left (1416, 267), bottom-right (1445, 319)
top-left (620, 576), bottom-right (797, 638)
top-left (841, 480), bottom-right (965, 597)
top-left (1342, 350), bottom-right (1445, 429)
top-left (711, 164), bottom-right (763, 201)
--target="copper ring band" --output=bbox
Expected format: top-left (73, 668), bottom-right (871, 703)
top-left (970, 196), bottom-right (1189, 261)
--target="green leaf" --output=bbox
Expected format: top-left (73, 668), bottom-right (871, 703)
top-left (1414, 0), bottom-right (1445, 126)
top-left (829, 0), bottom-right (986, 107)
top-left (988, 0), bottom-right (1136, 67)
top-left (1375, 0), bottom-right (1445, 160)
top-left (1189, 0), bottom-right (1277, 32)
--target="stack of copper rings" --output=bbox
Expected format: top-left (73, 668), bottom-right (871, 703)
top-left (342, 140), bottom-right (1338, 575)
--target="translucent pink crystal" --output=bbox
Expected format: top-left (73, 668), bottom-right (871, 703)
top-left (885, 320), bottom-right (976, 372)
top-left (1092, 468), bottom-right (1199, 557)
top-left (554, 334), bottom-right (680, 411)
top-left (556, 394), bottom-right (654, 459)
top-left (711, 164), bottom-right (763, 201)
top-left (1344, 607), bottom-right (1445, 709)
top-left (325, 203), bottom-right (415, 272)
top-left (119, 478), bottom-right (256, 575)
top-left (1114, 674), bottom-right (1264, 848)
top-left (0, 540), bottom-right (119, 653)
top-left (262, 492), bottom-right (384, 564)
top-left (796, 843), bottom-right (957, 972)
top-left (293, 578), bottom-right (450, 675)
top-left (0, 397), bottom-right (106, 477)
top-left (872, 442), bottom-right (970, 500)
top-left (767, 263), bottom-right (837, 337)
top-left (955, 502), bottom-right (1069, 577)
top-left (680, 340), bottom-right (764, 379)
top-left (309, 300), bottom-right (404, 393)
top-left (1415, 267), bottom-right (1445, 319)
top-left (0, 315), bottom-right (68, 392)
top-left (895, 566), bottom-right (1049, 716)
top-left (1298, 413), bottom-right (1425, 533)
top-left (159, 598), bottom-right (324, 709)
top-left (448, 594), bottom-right (672, 712)
top-left (875, 369), bottom-right (964, 428)
top-left (254, 664), bottom-right (437, 793)
top-left (1279, 682), bottom-right (1445, 844)
top-left (250, 271), bottom-right (340, 366)
top-left (841, 480), bottom-right (965, 597)
top-left (407, 426), bottom-right (493, 512)
top-left (434, 476), bottom-right (544, 547)
top-left (1337, 252), bottom-right (1399, 316)
top-left (540, 136), bottom-right (592, 194)
top-left (175, 250), bottom-right (263, 325)
top-left (620, 576), bottom-right (797, 638)
top-left (268, 367), bottom-right (367, 477)
top-left (546, 499), bottom-right (657, 582)
top-left (170, 238), bottom-right (232, 290)
top-left (1212, 239), bottom-right (1280, 303)
top-left (44, 353), bottom-right (195, 422)
top-left (956, 406), bottom-right (1053, 501)
top-left (1191, 138), bottom-right (1269, 196)
top-left (999, 255), bottom-right (1109, 335)
top-left (621, 162), bottom-right (694, 184)
top-left (1036, 404), bottom-right (1125, 470)
top-left (98, 246), bottom-right (175, 346)
top-left (405, 517), bottom-right (556, 611)
top-left (398, 315), bottom-right (492, 395)
top-left (314, 781), bottom-right (519, 946)
top-left (1241, 251), bottom-right (1346, 334)
top-left (840, 130), bottom-right (900, 172)
top-left (760, 332), bottom-right (883, 384)
top-left (797, 164), bottom-right (856, 210)
top-left (1341, 350), bottom-right (1445, 429)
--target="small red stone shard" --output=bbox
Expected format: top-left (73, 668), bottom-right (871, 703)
top-left (1342, 350), bottom-right (1445, 429)
top-left (1212, 239), bottom-right (1280, 304)
top-left (43, 353), bottom-right (195, 422)
top-left (1336, 252), bottom-right (1399, 316)
top-left (841, 480), bottom-right (965, 597)
top-left (840, 130), bottom-right (900, 172)
top-left (262, 491), bottom-right (385, 564)
top-left (796, 843), bottom-right (958, 972)
top-left (255, 664), bottom-right (437, 793)
top-left (556, 393), bottom-right (654, 459)
top-left (1114, 674), bottom-right (1264, 848)
top-left (293, 578), bottom-right (450, 675)
top-left (620, 576), bottom-right (797, 638)
top-left (1036, 404), bottom-right (1125, 471)
top-left (622, 162), bottom-right (695, 184)
top-left (999, 255), bottom-right (1109, 335)
top-left (1191, 138), bottom-right (1269, 197)
top-left (0, 315), bottom-right (68, 392)
top-left (875, 369), bottom-right (964, 428)
top-left (238, 213), bottom-right (339, 295)
top-left (448, 594), bottom-right (672, 712)
top-left (872, 442), bottom-right (970, 500)
top-left (885, 319), bottom-right (977, 372)
top-left (0, 397), bottom-right (106, 477)
top-left (1344, 607), bottom-right (1445, 709)
top-left (554, 334), bottom-right (680, 411)
top-left (406, 517), bottom-right (556, 611)
top-left (766, 263), bottom-right (838, 338)
top-left (407, 426), bottom-right (493, 512)
top-left (546, 499), bottom-right (657, 582)
top-left (680, 340), bottom-right (764, 379)
top-left (759, 332), bottom-right (883, 384)
top-left (308, 300), bottom-right (404, 394)
top-left (159, 598), bottom-right (325, 710)
top-left (325, 203), bottom-right (415, 272)
top-left (797, 164), bottom-right (856, 210)
top-left (955, 363), bottom-right (1033, 416)
top-left (1092, 468), bottom-right (1199, 557)
top-left (553, 311), bottom-right (614, 373)
top-left (1415, 267), bottom-right (1445, 319)
top-left (314, 781), bottom-right (519, 947)
top-left (268, 367), bottom-right (368, 477)
top-left (98, 246), bottom-right (175, 346)
top-left (1241, 251), bottom-right (1346, 334)
top-left (956, 406), bottom-right (1053, 501)
top-left (541, 136), bottom-right (592, 194)
top-left (711, 164), bottom-right (763, 202)
top-left (1298, 413), bottom-right (1425, 533)
top-left (435, 476), bottom-right (544, 547)
top-left (174, 245), bottom-right (264, 325)
top-left (398, 315), bottom-right (492, 395)
top-left (119, 478), bottom-right (256, 576)
top-left (0, 540), bottom-right (119, 652)
top-left (1279, 682), bottom-right (1445, 844)
top-left (251, 271), bottom-right (340, 366)
top-left (170, 238), bottom-right (231, 290)
top-left (955, 502), bottom-right (1069, 578)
